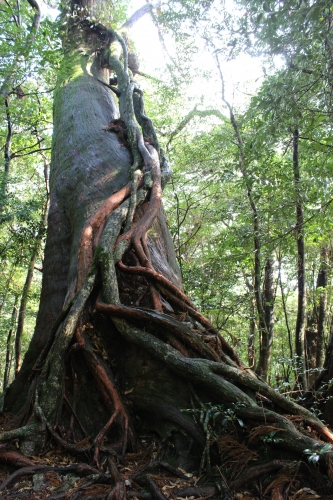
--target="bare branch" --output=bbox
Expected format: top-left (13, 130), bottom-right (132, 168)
top-left (167, 107), bottom-right (226, 148)
top-left (121, 3), bottom-right (153, 31)
top-left (12, 148), bottom-right (51, 158)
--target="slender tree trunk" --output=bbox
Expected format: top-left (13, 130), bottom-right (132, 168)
top-left (0, 98), bottom-right (13, 213)
top-left (245, 277), bottom-right (256, 367)
top-left (4, 99), bottom-right (12, 178)
top-left (14, 181), bottom-right (49, 375)
top-left (3, 298), bottom-right (18, 390)
top-left (256, 258), bottom-right (275, 381)
top-left (251, 210), bottom-right (269, 380)
top-left (318, 316), bottom-right (333, 425)
top-left (0, 260), bottom-right (18, 317)
top-left (277, 256), bottom-right (293, 367)
top-left (0, 0), bottom-right (40, 101)
top-left (215, 56), bottom-right (271, 380)
top-left (248, 294), bottom-right (256, 368)
top-left (305, 313), bottom-right (317, 387)
top-left (14, 214), bottom-right (47, 375)
top-left (173, 189), bottom-right (183, 279)
top-left (306, 248), bottom-right (328, 386)
top-left (293, 128), bottom-right (307, 391)
top-left (316, 246), bottom-right (328, 370)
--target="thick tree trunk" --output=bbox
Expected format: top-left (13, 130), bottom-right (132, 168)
top-left (4, 49), bottom-right (131, 408)
top-left (3, 21), bottom-right (187, 461)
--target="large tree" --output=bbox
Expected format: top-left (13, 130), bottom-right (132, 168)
top-left (1, 0), bottom-right (333, 496)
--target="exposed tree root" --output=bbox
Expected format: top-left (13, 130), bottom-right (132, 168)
top-left (77, 178), bottom-right (144, 291)
top-left (131, 460), bottom-right (188, 482)
top-left (303, 418), bottom-right (333, 443)
top-left (176, 486), bottom-right (218, 498)
top-left (146, 476), bottom-right (168, 500)
top-left (0, 449), bottom-right (35, 468)
top-left (108, 457), bottom-right (126, 500)
top-left (117, 261), bottom-right (194, 307)
top-left (263, 463), bottom-right (299, 499)
top-left (74, 325), bottom-right (135, 463)
top-left (0, 463), bottom-right (99, 492)
top-left (34, 401), bottom-right (91, 455)
top-left (95, 300), bottom-right (220, 361)
top-left (156, 285), bottom-right (242, 367)
top-left (231, 460), bottom-right (294, 490)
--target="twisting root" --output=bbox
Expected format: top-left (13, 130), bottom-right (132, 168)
top-left (96, 298), bottom-right (220, 361)
top-left (0, 450), bottom-right (35, 468)
top-left (77, 179), bottom-right (142, 290)
top-left (74, 325), bottom-right (134, 464)
top-left (117, 261), bottom-right (194, 307)
top-left (0, 463), bottom-right (99, 493)
top-left (159, 286), bottom-right (242, 367)
top-left (115, 143), bottom-right (164, 310)
top-left (107, 457), bottom-right (126, 500)
top-left (118, 260), bottom-right (239, 363)
top-left (146, 476), bottom-right (168, 500)
top-left (303, 418), bottom-right (333, 443)
top-left (248, 425), bottom-right (284, 444)
top-left (104, 28), bottom-right (166, 312)
top-left (230, 461), bottom-right (292, 491)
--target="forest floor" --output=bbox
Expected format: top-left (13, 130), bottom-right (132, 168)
top-left (1, 430), bottom-right (333, 500)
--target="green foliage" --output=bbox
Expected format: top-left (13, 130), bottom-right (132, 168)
top-left (0, 0), bottom-right (57, 387)
top-left (182, 402), bottom-right (246, 435)
top-left (158, 0), bottom-right (333, 389)
top-left (260, 430), bottom-right (282, 445)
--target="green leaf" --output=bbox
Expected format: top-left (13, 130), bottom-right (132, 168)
top-left (320, 444), bottom-right (332, 454)
top-left (263, 2), bottom-right (270, 13)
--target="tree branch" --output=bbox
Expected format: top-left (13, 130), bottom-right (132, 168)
top-left (121, 3), bottom-right (153, 31)
top-left (167, 107), bottom-right (226, 148)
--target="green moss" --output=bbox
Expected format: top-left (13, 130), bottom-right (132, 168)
top-left (56, 51), bottom-right (89, 89)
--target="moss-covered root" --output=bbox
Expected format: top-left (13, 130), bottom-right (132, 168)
top-left (109, 316), bottom-right (333, 479)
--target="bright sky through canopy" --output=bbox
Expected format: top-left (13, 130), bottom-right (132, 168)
top-left (128, 0), bottom-right (265, 111)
